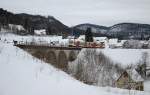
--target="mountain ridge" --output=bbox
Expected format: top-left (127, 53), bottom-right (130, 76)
top-left (1, 8), bottom-right (150, 39)
top-left (0, 8), bottom-right (71, 36)
top-left (74, 23), bottom-right (150, 39)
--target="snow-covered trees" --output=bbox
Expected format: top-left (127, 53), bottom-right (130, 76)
top-left (46, 25), bottom-right (52, 35)
top-left (136, 52), bottom-right (149, 79)
top-left (68, 49), bottom-right (124, 87)
top-left (123, 40), bottom-right (143, 49)
top-left (122, 40), bottom-right (150, 49)
top-left (85, 28), bottom-right (93, 42)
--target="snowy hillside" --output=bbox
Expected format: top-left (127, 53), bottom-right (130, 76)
top-left (0, 42), bottom-right (103, 95)
top-left (0, 37), bottom-right (149, 95)
top-left (0, 42), bottom-right (147, 95)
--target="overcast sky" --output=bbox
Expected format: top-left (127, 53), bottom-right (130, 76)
top-left (0, 0), bottom-right (150, 26)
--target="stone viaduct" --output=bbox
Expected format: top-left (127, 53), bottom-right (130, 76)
top-left (16, 44), bottom-right (81, 71)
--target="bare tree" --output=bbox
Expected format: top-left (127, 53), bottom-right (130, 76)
top-left (69, 49), bottom-right (124, 87)
top-left (136, 52), bottom-right (148, 79)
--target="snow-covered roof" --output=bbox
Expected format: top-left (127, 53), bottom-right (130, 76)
top-left (116, 69), bottom-right (144, 82)
top-left (113, 69), bottom-right (144, 82)
top-left (34, 29), bottom-right (46, 35)
top-left (126, 69), bottom-right (144, 82)
top-left (67, 36), bottom-right (75, 39)
top-left (77, 35), bottom-right (85, 40)
top-left (77, 35), bottom-right (108, 42)
top-left (109, 38), bottom-right (118, 44)
top-left (94, 37), bottom-right (108, 40)
top-left (94, 37), bottom-right (108, 42)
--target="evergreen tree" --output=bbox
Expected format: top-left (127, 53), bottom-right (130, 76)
top-left (0, 23), bottom-right (1, 31)
top-left (24, 18), bottom-right (30, 32)
top-left (85, 27), bottom-right (93, 42)
top-left (30, 27), bottom-right (34, 35)
top-left (46, 25), bottom-right (52, 35)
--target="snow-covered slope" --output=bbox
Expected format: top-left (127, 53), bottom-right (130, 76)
top-left (0, 42), bottom-right (103, 95)
top-left (0, 41), bottom-right (149, 95)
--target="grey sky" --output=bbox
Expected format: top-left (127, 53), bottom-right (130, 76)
top-left (0, 0), bottom-right (150, 26)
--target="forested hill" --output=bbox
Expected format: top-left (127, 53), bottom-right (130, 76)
top-left (0, 8), bottom-right (70, 36)
top-left (74, 23), bottom-right (150, 40)
top-left (108, 23), bottom-right (150, 40)
top-left (1, 8), bottom-right (150, 40)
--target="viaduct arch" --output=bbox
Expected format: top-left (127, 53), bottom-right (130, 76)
top-left (45, 51), bottom-right (57, 67)
top-left (19, 46), bottom-right (80, 71)
top-left (58, 51), bottom-right (68, 71)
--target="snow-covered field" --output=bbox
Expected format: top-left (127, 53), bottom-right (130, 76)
top-left (0, 33), bottom-right (150, 95)
top-left (99, 49), bottom-right (150, 67)
top-left (0, 33), bottom-right (62, 42)
top-left (0, 33), bottom-right (68, 46)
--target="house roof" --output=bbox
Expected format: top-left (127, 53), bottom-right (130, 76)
top-left (126, 69), bottom-right (144, 82)
top-left (116, 69), bottom-right (144, 82)
top-left (109, 38), bottom-right (118, 44)
top-left (94, 37), bottom-right (108, 40)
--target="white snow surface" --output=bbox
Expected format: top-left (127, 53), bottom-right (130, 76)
top-left (109, 39), bottom-right (118, 44)
top-left (0, 33), bottom-right (65, 46)
top-left (0, 42), bottom-right (104, 95)
top-left (144, 81), bottom-right (150, 93)
top-left (0, 33), bottom-right (150, 95)
top-left (0, 41), bottom-right (149, 95)
top-left (98, 49), bottom-right (150, 67)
